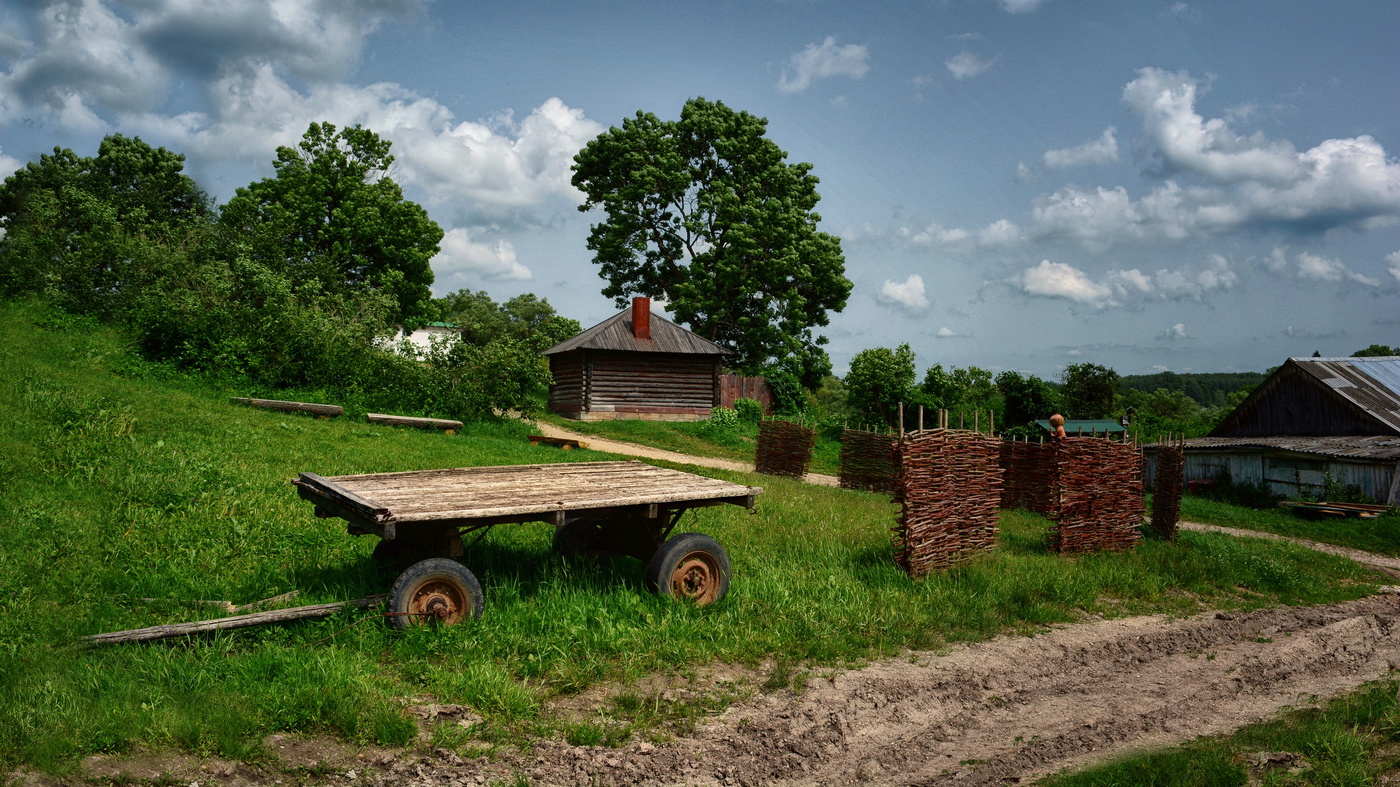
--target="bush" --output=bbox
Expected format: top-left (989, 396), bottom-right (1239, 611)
top-left (707, 406), bottom-right (739, 430)
top-left (733, 398), bottom-right (764, 425)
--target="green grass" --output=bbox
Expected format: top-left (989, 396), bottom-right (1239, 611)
top-left (1178, 494), bottom-right (1400, 557)
top-left (1040, 677), bottom-right (1400, 786)
top-left (535, 411), bottom-right (844, 475)
top-left (0, 299), bottom-right (1385, 776)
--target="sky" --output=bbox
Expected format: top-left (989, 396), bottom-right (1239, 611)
top-left (1, 0), bottom-right (1398, 380)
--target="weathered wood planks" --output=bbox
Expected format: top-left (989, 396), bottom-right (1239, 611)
top-left (83, 594), bottom-right (386, 646)
top-left (297, 460), bottom-right (761, 525)
top-left (231, 397), bottom-right (344, 417)
top-left (366, 413), bottom-right (464, 430)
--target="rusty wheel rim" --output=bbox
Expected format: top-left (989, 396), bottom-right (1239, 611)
top-left (669, 551), bottom-right (722, 605)
top-left (405, 578), bottom-right (470, 625)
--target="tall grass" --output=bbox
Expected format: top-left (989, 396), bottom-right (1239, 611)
top-left (1179, 494), bottom-right (1400, 557)
top-left (0, 299), bottom-right (1381, 775)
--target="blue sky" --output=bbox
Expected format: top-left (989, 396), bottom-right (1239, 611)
top-left (2, 0), bottom-right (1398, 379)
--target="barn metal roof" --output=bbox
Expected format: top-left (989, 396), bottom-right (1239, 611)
top-left (1287, 356), bottom-right (1400, 433)
top-left (542, 308), bottom-right (731, 356)
top-left (1145, 435), bottom-right (1400, 461)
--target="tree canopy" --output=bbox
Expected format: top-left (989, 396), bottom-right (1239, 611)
top-left (571, 97), bottom-right (851, 385)
top-left (844, 344), bottom-right (917, 429)
top-left (221, 122), bottom-right (441, 324)
top-left (433, 289), bottom-right (581, 351)
top-left (0, 134), bottom-right (211, 314)
top-left (1059, 362), bottom-right (1120, 419)
top-left (1353, 344), bottom-right (1400, 357)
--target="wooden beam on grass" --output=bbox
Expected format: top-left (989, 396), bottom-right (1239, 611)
top-left (231, 397), bottom-right (344, 417)
top-left (366, 413), bottom-right (464, 431)
top-left (82, 594), bottom-right (386, 646)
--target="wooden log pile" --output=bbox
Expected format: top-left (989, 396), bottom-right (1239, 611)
top-left (893, 429), bottom-right (1004, 578)
top-left (998, 439), bottom-right (1057, 515)
top-left (754, 420), bottom-right (816, 479)
top-left (1151, 436), bottom-right (1185, 540)
top-left (1048, 438), bottom-right (1144, 554)
top-left (839, 428), bottom-right (898, 493)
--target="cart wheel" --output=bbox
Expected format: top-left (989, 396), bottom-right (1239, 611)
top-left (553, 518), bottom-right (605, 558)
top-left (388, 558), bottom-right (483, 630)
top-left (645, 533), bottom-right (730, 606)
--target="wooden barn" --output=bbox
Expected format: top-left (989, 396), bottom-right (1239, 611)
top-left (543, 297), bottom-right (730, 422)
top-left (1144, 356), bottom-right (1400, 503)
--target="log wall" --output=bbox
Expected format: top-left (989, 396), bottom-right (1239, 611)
top-left (548, 350), bottom-right (721, 421)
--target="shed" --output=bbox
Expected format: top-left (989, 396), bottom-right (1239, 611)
top-left (1144, 357), bottom-right (1400, 503)
top-left (542, 297), bottom-right (730, 422)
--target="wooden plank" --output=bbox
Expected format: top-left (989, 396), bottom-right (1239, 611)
top-left (366, 413), bottom-right (464, 430)
top-left (528, 435), bottom-right (590, 450)
top-left (82, 595), bottom-right (386, 646)
top-left (231, 397), bottom-right (343, 417)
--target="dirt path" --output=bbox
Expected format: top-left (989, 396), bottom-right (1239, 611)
top-left (532, 420), bottom-right (840, 487)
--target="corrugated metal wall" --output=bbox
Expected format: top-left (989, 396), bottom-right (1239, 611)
top-left (1145, 449), bottom-right (1397, 502)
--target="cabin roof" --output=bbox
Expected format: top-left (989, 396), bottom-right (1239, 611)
top-left (1211, 356), bottom-right (1400, 437)
top-left (1144, 434), bottom-right (1400, 461)
top-left (543, 308), bottom-right (730, 356)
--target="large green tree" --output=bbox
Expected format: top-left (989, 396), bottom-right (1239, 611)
top-left (571, 97), bottom-right (852, 385)
top-left (220, 122), bottom-right (441, 323)
top-left (0, 134), bottom-right (211, 313)
top-left (996, 371), bottom-right (1061, 432)
top-left (1059, 362), bottom-right (1120, 419)
top-left (845, 344), bottom-right (917, 429)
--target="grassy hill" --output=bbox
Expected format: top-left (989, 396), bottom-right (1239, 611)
top-left (0, 299), bottom-right (1380, 776)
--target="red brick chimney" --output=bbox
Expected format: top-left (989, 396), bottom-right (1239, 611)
top-left (631, 296), bottom-right (651, 339)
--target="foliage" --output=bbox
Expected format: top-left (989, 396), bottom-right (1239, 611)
top-left (763, 365), bottom-right (806, 416)
top-left (433, 289), bottom-right (582, 351)
top-left (1188, 467), bottom-right (1281, 509)
top-left (1060, 362), bottom-right (1120, 419)
top-left (733, 398), bottom-right (764, 425)
top-left (572, 97), bottom-right (852, 379)
top-left (995, 370), bottom-right (1061, 434)
top-left (844, 344), bottom-right (916, 429)
top-left (1352, 343), bottom-right (1400, 357)
top-left (0, 135), bottom-right (211, 317)
top-left (220, 122), bottom-right (441, 324)
top-left (920, 363), bottom-right (998, 414)
top-left (707, 406), bottom-right (740, 430)
top-left (1118, 370), bottom-right (1264, 409)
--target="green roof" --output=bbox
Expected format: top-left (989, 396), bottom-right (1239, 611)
top-left (1034, 419), bottom-right (1126, 435)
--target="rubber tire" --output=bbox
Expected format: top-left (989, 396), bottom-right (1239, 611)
top-left (645, 533), bottom-right (731, 606)
top-left (387, 558), bottom-right (484, 631)
top-left (552, 518), bottom-right (604, 558)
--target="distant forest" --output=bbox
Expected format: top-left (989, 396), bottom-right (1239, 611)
top-left (1118, 371), bottom-right (1267, 408)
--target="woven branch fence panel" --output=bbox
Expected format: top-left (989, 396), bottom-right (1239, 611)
top-left (1048, 438), bottom-right (1145, 554)
top-left (999, 439), bottom-right (1057, 515)
top-left (893, 429), bottom-right (1004, 578)
top-left (839, 428), bottom-right (898, 493)
top-left (754, 419), bottom-right (816, 479)
top-left (1151, 437), bottom-right (1185, 540)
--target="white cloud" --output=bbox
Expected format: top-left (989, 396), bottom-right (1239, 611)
top-left (1295, 251), bottom-right (1381, 287)
top-left (777, 36), bottom-right (869, 93)
top-left (1018, 260), bottom-right (1115, 307)
top-left (877, 274), bottom-right (931, 313)
top-left (1000, 0), bottom-right (1046, 12)
top-left (1157, 323), bottom-right (1190, 340)
top-left (0, 145), bottom-right (21, 179)
top-left (945, 51), bottom-right (996, 80)
top-left (1016, 255), bottom-right (1237, 308)
top-left (432, 227), bottom-right (532, 283)
top-left (936, 326), bottom-right (969, 338)
top-left (1262, 247), bottom-right (1382, 287)
top-left (1042, 127), bottom-right (1118, 168)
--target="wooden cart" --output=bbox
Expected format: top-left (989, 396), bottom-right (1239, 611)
top-left (293, 460), bottom-right (762, 629)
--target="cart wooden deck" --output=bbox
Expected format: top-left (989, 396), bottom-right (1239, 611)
top-left (294, 460), bottom-right (761, 538)
top-left (293, 460), bottom-right (763, 624)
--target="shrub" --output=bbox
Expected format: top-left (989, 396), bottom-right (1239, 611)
top-left (706, 406), bottom-right (739, 430)
top-left (733, 398), bottom-right (764, 425)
